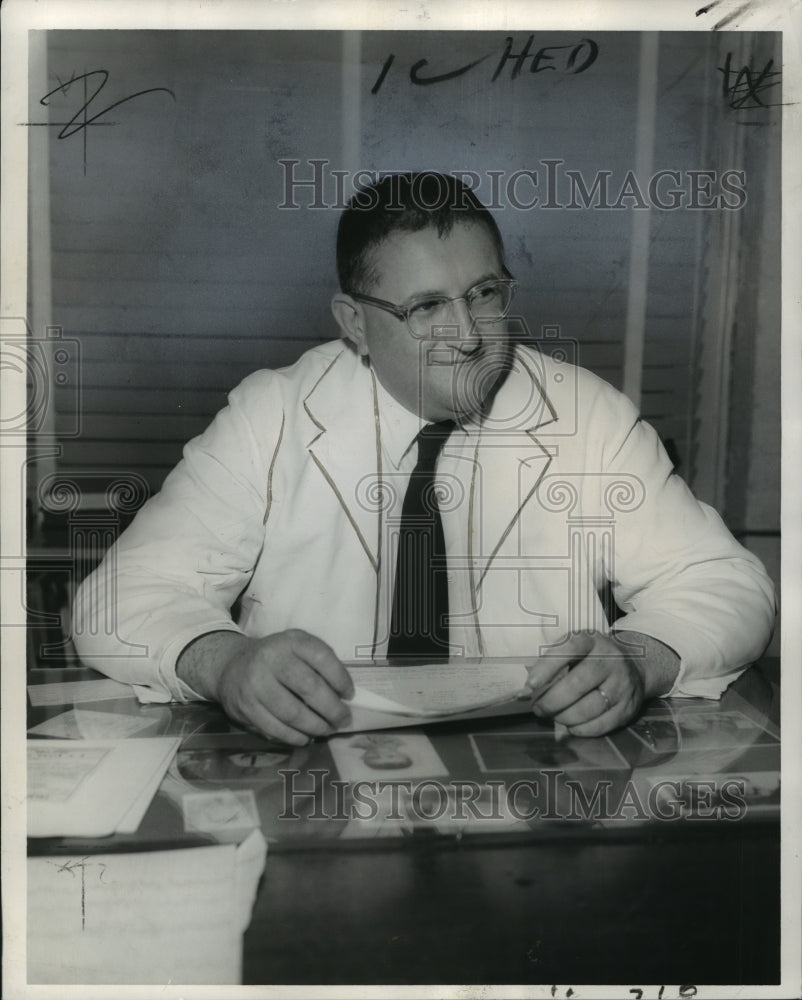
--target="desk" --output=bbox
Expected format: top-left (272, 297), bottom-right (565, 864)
top-left (27, 660), bottom-right (781, 986)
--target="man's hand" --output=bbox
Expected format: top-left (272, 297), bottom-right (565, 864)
top-left (524, 630), bottom-right (680, 737)
top-left (177, 630), bottom-right (354, 746)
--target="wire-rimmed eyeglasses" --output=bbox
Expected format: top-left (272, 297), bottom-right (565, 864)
top-left (349, 276), bottom-right (518, 338)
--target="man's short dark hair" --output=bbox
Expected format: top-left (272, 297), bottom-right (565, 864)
top-left (336, 171), bottom-right (506, 295)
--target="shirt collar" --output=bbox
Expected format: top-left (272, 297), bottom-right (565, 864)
top-left (372, 371), bottom-right (426, 470)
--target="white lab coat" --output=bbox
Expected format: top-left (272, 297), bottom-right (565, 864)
top-left (73, 340), bottom-right (775, 703)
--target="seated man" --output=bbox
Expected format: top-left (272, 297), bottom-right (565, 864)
top-left (73, 172), bottom-right (775, 746)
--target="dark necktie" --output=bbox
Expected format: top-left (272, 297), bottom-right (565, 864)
top-left (387, 420), bottom-right (455, 663)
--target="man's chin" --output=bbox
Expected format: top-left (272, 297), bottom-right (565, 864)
top-left (448, 350), bottom-right (513, 422)
top-left (424, 394), bottom-right (491, 427)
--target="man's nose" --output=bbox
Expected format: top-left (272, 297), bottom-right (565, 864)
top-left (443, 298), bottom-right (481, 350)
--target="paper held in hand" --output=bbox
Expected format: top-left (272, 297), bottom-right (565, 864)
top-left (343, 659), bottom-right (533, 732)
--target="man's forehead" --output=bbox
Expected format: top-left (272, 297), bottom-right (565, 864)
top-left (366, 220), bottom-right (503, 290)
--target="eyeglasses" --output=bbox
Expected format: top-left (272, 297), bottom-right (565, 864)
top-left (349, 276), bottom-right (518, 339)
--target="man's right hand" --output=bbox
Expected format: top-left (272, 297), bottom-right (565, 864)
top-left (176, 629), bottom-right (354, 746)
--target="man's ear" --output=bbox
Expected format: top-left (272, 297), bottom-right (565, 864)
top-left (331, 293), bottom-right (369, 357)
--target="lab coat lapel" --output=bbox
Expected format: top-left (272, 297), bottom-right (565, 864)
top-left (474, 349), bottom-right (557, 588)
top-left (303, 351), bottom-right (380, 571)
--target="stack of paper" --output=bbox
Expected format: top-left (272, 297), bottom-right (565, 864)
top-left (28, 737), bottom-right (181, 837)
top-left (27, 829), bottom-right (267, 984)
top-left (344, 660), bottom-right (532, 732)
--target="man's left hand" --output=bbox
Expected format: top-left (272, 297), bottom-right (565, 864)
top-left (524, 630), bottom-right (680, 737)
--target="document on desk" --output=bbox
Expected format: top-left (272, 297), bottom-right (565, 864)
top-left (344, 660), bottom-right (532, 732)
top-left (27, 707), bottom-right (157, 740)
top-left (28, 736), bottom-right (181, 837)
top-left (27, 828), bottom-right (267, 985)
top-left (27, 677), bottom-right (135, 706)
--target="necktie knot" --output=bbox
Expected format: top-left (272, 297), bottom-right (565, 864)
top-left (414, 420), bottom-right (455, 469)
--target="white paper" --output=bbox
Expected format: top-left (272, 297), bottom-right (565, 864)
top-left (27, 744), bottom-right (110, 803)
top-left (114, 747), bottom-right (182, 835)
top-left (27, 830), bottom-right (267, 985)
top-left (28, 737), bottom-right (180, 837)
top-left (347, 660), bottom-right (531, 716)
top-left (27, 677), bottom-right (135, 707)
top-left (28, 708), bottom-right (156, 740)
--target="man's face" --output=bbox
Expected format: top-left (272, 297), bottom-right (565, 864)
top-left (350, 221), bottom-right (513, 422)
